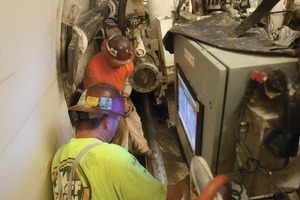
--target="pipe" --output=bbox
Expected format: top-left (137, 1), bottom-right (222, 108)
top-left (72, 1), bottom-right (111, 54)
top-left (117, 0), bottom-right (127, 35)
top-left (138, 93), bottom-right (168, 184)
top-left (66, 1), bottom-right (113, 92)
top-left (132, 28), bottom-right (146, 57)
top-left (129, 53), bottom-right (161, 93)
top-left (67, 33), bottom-right (79, 92)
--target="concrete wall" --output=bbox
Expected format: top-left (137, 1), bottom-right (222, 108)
top-left (0, 0), bottom-right (74, 199)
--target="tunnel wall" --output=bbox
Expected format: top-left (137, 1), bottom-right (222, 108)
top-left (0, 0), bottom-right (86, 199)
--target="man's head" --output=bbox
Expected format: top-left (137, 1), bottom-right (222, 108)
top-left (69, 82), bottom-right (125, 116)
top-left (69, 83), bottom-right (124, 141)
top-left (101, 34), bottom-right (135, 68)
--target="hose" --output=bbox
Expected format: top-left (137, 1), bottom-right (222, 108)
top-left (137, 93), bottom-right (168, 184)
top-left (117, 0), bottom-right (127, 35)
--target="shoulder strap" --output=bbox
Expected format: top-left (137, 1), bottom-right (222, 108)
top-left (55, 143), bottom-right (100, 200)
top-left (67, 143), bottom-right (100, 199)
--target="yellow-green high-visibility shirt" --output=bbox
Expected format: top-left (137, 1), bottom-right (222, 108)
top-left (51, 138), bottom-right (167, 200)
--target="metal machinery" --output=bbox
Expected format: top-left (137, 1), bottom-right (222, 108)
top-left (121, 0), bottom-right (178, 103)
top-left (173, 34), bottom-right (300, 199)
top-left (59, 0), bottom-right (300, 199)
top-left (59, 0), bottom-right (191, 185)
top-left (61, 0), bottom-right (182, 104)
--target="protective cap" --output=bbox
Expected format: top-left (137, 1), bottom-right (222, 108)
top-left (69, 83), bottom-right (124, 116)
top-left (101, 34), bottom-right (135, 66)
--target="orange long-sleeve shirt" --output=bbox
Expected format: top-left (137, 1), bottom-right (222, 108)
top-left (83, 52), bottom-right (134, 91)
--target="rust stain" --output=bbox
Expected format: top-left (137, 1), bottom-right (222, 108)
top-left (0, 72), bottom-right (16, 86)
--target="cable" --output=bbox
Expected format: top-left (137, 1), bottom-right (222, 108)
top-left (234, 71), bottom-right (290, 200)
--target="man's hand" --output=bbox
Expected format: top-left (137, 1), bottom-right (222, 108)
top-left (122, 92), bottom-right (132, 116)
top-left (122, 92), bottom-right (130, 99)
top-left (124, 97), bottom-right (129, 113)
top-left (123, 98), bottom-right (134, 117)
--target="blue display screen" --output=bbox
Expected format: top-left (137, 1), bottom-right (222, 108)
top-left (177, 72), bottom-right (200, 153)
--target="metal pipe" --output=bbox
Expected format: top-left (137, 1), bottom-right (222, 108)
top-left (139, 93), bottom-right (168, 184)
top-left (67, 33), bottom-right (79, 93)
top-left (129, 53), bottom-right (161, 93)
top-left (66, 1), bottom-right (113, 92)
top-left (117, 0), bottom-right (127, 34)
top-left (72, 1), bottom-right (111, 54)
top-left (132, 28), bottom-right (146, 57)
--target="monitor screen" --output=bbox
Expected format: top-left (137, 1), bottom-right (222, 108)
top-left (176, 66), bottom-right (204, 154)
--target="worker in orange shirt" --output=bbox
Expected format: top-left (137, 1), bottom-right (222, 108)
top-left (83, 34), bottom-right (156, 158)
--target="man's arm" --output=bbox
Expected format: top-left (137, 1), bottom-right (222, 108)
top-left (122, 78), bottom-right (132, 114)
top-left (123, 78), bottom-right (132, 98)
top-left (167, 175), bottom-right (190, 200)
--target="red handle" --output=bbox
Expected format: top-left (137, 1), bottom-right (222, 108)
top-left (198, 175), bottom-right (231, 200)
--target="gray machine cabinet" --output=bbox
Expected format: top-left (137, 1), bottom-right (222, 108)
top-left (173, 34), bottom-right (298, 174)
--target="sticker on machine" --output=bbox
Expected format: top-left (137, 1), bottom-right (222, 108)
top-left (184, 48), bottom-right (195, 67)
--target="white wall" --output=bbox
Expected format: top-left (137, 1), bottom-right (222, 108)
top-left (0, 0), bottom-right (73, 199)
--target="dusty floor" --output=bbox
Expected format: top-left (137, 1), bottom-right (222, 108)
top-left (152, 103), bottom-right (190, 184)
top-left (136, 91), bottom-right (201, 199)
top-left (132, 88), bottom-right (190, 185)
